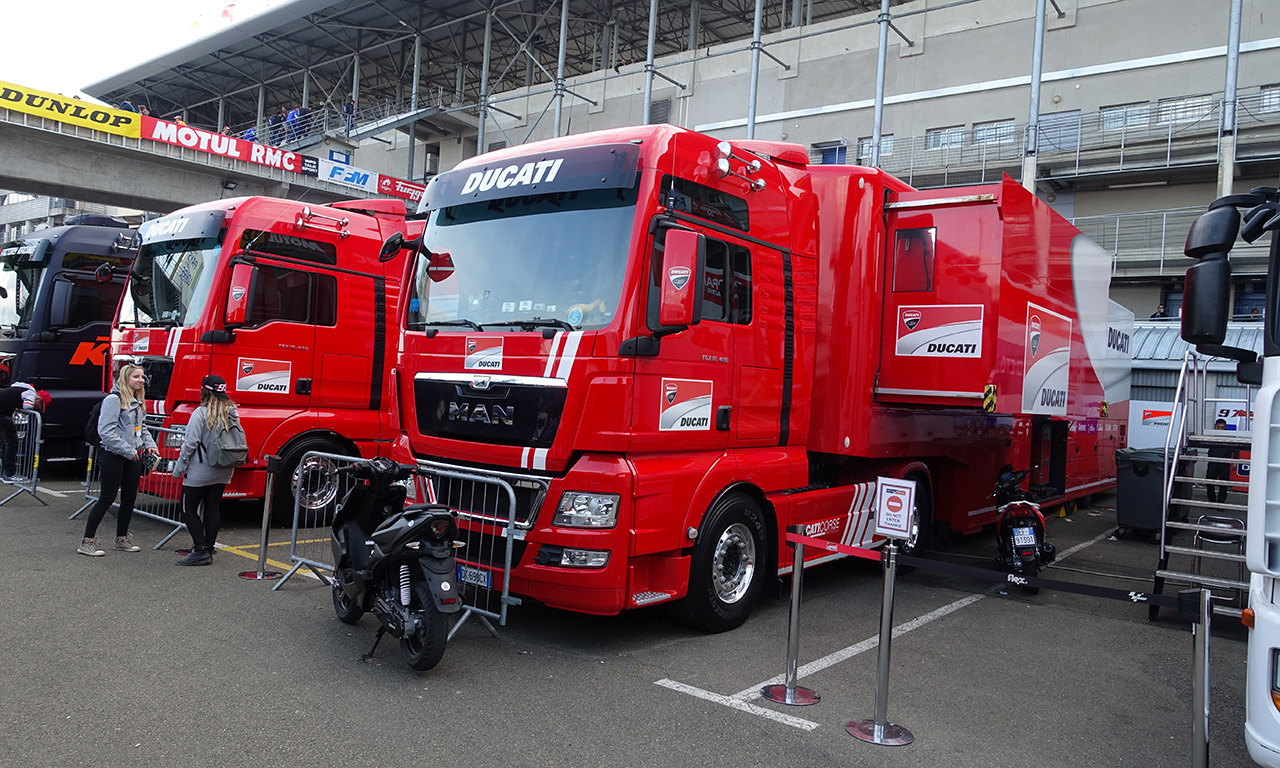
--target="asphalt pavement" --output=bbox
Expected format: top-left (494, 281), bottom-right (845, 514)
top-left (0, 462), bottom-right (1256, 767)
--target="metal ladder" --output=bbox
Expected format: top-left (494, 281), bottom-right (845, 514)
top-left (1150, 351), bottom-right (1253, 619)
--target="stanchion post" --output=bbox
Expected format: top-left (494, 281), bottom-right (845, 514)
top-left (1189, 588), bottom-right (1211, 768)
top-left (762, 525), bottom-right (819, 706)
top-left (239, 455), bottom-right (283, 581)
top-left (847, 540), bottom-right (914, 746)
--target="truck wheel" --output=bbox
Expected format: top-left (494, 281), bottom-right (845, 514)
top-left (272, 438), bottom-right (347, 525)
top-left (904, 472), bottom-right (941, 553)
top-left (671, 491), bottom-right (767, 633)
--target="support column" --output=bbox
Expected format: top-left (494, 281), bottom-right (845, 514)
top-left (1020, 0), bottom-right (1047, 193)
top-left (870, 0), bottom-right (890, 167)
top-left (1218, 0), bottom-right (1243, 197)
top-left (643, 0), bottom-right (658, 124)
top-left (410, 33), bottom-right (421, 179)
top-left (746, 0), bottom-right (764, 138)
top-left (256, 83), bottom-right (265, 139)
top-left (689, 0), bottom-right (700, 50)
top-left (478, 11), bottom-right (493, 153)
top-left (352, 52), bottom-right (361, 108)
top-left (217, 98), bottom-right (225, 132)
top-left (554, 0), bottom-right (569, 136)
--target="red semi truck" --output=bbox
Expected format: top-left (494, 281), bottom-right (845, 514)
top-left (108, 196), bottom-right (411, 511)
top-left (388, 125), bottom-right (1133, 631)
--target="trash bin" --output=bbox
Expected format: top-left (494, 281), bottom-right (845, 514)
top-left (1115, 447), bottom-right (1190, 533)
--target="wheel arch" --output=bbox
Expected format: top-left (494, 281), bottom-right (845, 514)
top-left (692, 481), bottom-right (778, 578)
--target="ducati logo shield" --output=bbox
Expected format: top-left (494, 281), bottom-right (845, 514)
top-left (665, 382), bottom-right (678, 404)
top-left (668, 266), bottom-right (691, 291)
top-left (1029, 315), bottom-right (1042, 358)
top-left (230, 286), bottom-right (246, 302)
top-left (903, 309), bottom-right (921, 331)
top-left (467, 339), bottom-right (477, 354)
top-left (241, 361), bottom-right (254, 375)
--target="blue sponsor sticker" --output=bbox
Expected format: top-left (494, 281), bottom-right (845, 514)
top-left (567, 307), bottom-right (584, 326)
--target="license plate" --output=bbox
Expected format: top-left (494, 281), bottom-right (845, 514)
top-left (457, 564), bottom-right (492, 588)
top-left (1012, 527), bottom-right (1037, 547)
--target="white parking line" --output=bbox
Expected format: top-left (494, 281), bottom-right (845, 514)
top-left (35, 486), bottom-right (68, 498)
top-left (656, 526), bottom-right (1109, 729)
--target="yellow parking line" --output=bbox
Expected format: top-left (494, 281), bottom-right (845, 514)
top-left (213, 544), bottom-right (294, 571)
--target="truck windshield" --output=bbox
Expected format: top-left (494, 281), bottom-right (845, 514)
top-left (0, 260), bottom-right (45, 332)
top-left (408, 184), bottom-right (639, 331)
top-left (118, 235), bottom-right (222, 327)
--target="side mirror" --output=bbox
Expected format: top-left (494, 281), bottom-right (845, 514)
top-left (378, 233), bottom-right (422, 263)
top-left (225, 263), bottom-right (255, 327)
top-left (95, 262), bottom-right (113, 283)
top-left (659, 229), bottom-right (704, 329)
top-left (48, 281), bottom-right (70, 329)
top-left (1181, 255), bottom-right (1230, 345)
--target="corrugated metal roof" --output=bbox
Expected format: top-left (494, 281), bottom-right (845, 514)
top-left (1132, 320), bottom-right (1263, 369)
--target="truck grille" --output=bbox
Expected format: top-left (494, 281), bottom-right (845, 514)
top-left (413, 376), bottom-right (566, 448)
top-left (418, 459), bottom-right (548, 530)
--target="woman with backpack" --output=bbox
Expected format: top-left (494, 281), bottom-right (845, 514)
top-left (79, 364), bottom-right (159, 557)
top-left (171, 375), bottom-right (241, 566)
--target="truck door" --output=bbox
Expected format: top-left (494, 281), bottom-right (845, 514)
top-left (211, 261), bottom-right (320, 409)
top-left (630, 222), bottom-right (732, 454)
top-left (311, 266), bottom-right (383, 411)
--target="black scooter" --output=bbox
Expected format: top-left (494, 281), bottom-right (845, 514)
top-left (992, 465), bottom-right (1056, 592)
top-left (330, 457), bottom-right (462, 671)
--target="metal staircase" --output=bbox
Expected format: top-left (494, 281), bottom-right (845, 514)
top-left (1150, 351), bottom-right (1254, 619)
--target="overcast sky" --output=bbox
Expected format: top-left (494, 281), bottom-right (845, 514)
top-left (1, 1), bottom-right (277, 103)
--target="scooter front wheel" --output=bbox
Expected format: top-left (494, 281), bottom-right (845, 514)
top-left (332, 582), bottom-right (364, 624)
top-left (402, 582), bottom-right (448, 671)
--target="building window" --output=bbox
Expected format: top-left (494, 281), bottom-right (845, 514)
top-left (973, 119), bottom-right (1016, 145)
top-left (1260, 85), bottom-right (1280, 113)
top-left (1100, 102), bottom-right (1150, 131)
top-left (809, 139), bottom-right (847, 165)
top-left (487, 141), bottom-right (507, 152)
top-left (857, 135), bottom-right (894, 162)
top-left (925, 126), bottom-right (965, 150)
top-left (1156, 94), bottom-right (1215, 125)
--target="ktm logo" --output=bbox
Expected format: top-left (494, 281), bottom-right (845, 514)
top-left (70, 338), bottom-right (110, 366)
top-left (665, 382), bottom-right (678, 404)
top-left (241, 361), bottom-right (255, 375)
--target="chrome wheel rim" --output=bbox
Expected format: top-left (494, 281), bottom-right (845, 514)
top-left (293, 453), bottom-right (341, 510)
top-left (711, 521), bottom-right (756, 604)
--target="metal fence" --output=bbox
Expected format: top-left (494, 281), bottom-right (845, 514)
top-left (71, 426), bottom-right (187, 549)
top-left (272, 451), bottom-right (521, 637)
top-left (1071, 207), bottom-right (1273, 278)
top-left (0, 408), bottom-right (45, 507)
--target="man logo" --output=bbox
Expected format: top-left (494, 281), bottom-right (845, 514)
top-left (468, 339), bottom-right (477, 354)
top-left (903, 309), bottom-right (921, 331)
top-left (668, 266), bottom-right (691, 291)
top-left (665, 382), bottom-right (678, 404)
top-left (241, 361), bottom-right (255, 375)
top-left (1029, 314), bottom-right (1042, 358)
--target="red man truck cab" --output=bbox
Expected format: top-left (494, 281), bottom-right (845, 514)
top-left (393, 125), bottom-right (1132, 631)
top-left (110, 196), bottom-right (409, 511)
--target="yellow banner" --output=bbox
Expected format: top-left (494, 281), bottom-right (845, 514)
top-left (0, 80), bottom-right (141, 138)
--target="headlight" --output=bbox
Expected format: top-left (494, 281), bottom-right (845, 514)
top-left (554, 492), bottom-right (620, 528)
top-left (163, 431), bottom-right (184, 448)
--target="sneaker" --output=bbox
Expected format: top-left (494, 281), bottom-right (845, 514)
top-left (175, 549), bottom-right (212, 566)
top-left (1, 474), bottom-right (16, 484)
top-left (77, 538), bottom-right (105, 557)
top-left (114, 534), bottom-right (141, 553)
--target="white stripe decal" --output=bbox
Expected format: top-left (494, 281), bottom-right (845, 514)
top-left (543, 331), bottom-right (565, 378)
top-left (853, 482), bottom-right (875, 546)
top-left (520, 447), bottom-right (532, 470)
top-left (842, 484), bottom-right (866, 546)
top-left (553, 331), bottom-right (583, 380)
top-left (839, 488), bottom-right (858, 546)
top-left (532, 448), bottom-right (548, 471)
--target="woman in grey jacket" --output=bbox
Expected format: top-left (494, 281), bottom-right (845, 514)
top-left (79, 364), bottom-right (159, 556)
top-left (172, 375), bottom-right (239, 566)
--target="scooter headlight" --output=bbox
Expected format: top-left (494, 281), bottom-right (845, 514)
top-left (554, 492), bottom-right (620, 528)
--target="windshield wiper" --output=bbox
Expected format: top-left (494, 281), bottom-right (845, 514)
top-left (494, 317), bottom-right (576, 332)
top-left (420, 319), bottom-right (484, 331)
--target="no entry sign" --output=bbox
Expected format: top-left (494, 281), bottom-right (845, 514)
top-left (874, 477), bottom-right (917, 540)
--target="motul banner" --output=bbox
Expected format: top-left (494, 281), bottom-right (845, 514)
top-left (142, 116), bottom-right (303, 173)
top-left (378, 174), bottom-right (425, 203)
top-left (0, 80), bottom-right (141, 138)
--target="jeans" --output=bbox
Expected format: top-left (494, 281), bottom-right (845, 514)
top-left (180, 483), bottom-right (226, 551)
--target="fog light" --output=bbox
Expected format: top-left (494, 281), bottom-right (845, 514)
top-left (561, 548), bottom-right (609, 568)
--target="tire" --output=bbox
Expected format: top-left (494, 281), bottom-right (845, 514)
top-left (901, 472), bottom-right (941, 556)
top-left (331, 582), bottom-right (364, 624)
top-left (402, 581), bottom-right (448, 671)
top-left (272, 437), bottom-right (347, 525)
top-left (671, 490), bottom-right (768, 633)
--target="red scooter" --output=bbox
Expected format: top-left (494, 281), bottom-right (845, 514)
top-left (993, 465), bottom-right (1056, 593)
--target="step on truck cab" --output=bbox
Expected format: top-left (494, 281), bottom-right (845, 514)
top-left (109, 196), bottom-right (409, 511)
top-left (0, 215), bottom-right (136, 458)
top-left (393, 125), bottom-right (1132, 631)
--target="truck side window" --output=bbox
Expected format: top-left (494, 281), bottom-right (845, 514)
top-left (66, 280), bottom-right (124, 327)
top-left (892, 228), bottom-right (936, 292)
top-left (246, 266), bottom-right (336, 327)
top-left (701, 240), bottom-right (753, 325)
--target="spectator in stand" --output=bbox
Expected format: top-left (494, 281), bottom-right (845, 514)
top-left (172, 115), bottom-right (187, 126)
top-left (343, 99), bottom-right (355, 135)
top-left (138, 105), bottom-right (150, 117)
top-left (1250, 308), bottom-right (1262, 321)
top-left (269, 107), bottom-right (286, 145)
top-left (220, 125), bottom-right (233, 135)
top-left (285, 104), bottom-right (301, 143)
top-left (118, 98), bottom-right (136, 112)
top-left (1150, 303), bottom-right (1169, 319)
top-left (297, 102), bottom-right (311, 138)
top-left (243, 124), bottom-right (257, 142)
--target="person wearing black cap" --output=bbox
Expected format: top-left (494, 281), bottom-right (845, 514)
top-left (0, 383), bottom-right (49, 483)
top-left (171, 375), bottom-right (240, 566)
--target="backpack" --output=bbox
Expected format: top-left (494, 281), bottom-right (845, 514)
top-left (84, 398), bottom-right (105, 447)
top-left (202, 412), bottom-right (248, 469)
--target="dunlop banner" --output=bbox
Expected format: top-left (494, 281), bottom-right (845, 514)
top-left (0, 80), bottom-right (141, 138)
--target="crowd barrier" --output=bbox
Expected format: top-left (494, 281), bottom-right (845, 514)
top-left (766, 527), bottom-right (1212, 766)
top-left (71, 426), bottom-right (187, 549)
top-left (269, 451), bottom-right (521, 639)
top-left (0, 408), bottom-right (45, 507)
